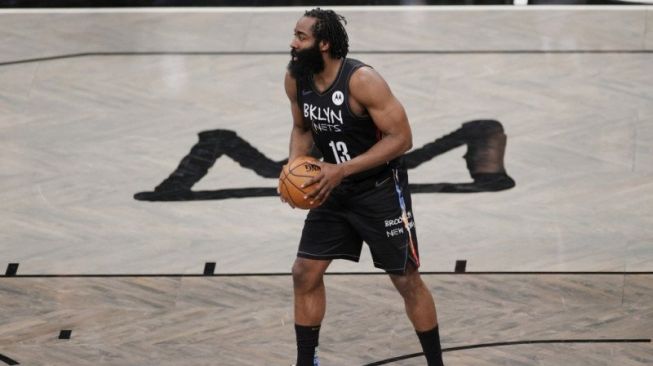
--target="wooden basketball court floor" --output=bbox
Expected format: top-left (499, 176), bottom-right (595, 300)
top-left (1, 5), bottom-right (652, 365)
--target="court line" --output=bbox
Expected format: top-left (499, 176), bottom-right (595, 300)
top-left (1, 49), bottom-right (652, 67)
top-left (363, 338), bottom-right (652, 365)
top-left (2, 271), bottom-right (652, 278)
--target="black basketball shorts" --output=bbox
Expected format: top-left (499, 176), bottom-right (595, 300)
top-left (298, 168), bottom-right (420, 275)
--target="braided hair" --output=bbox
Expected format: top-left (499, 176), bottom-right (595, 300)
top-left (304, 8), bottom-right (349, 59)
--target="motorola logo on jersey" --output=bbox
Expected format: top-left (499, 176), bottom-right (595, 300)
top-left (332, 90), bottom-right (344, 106)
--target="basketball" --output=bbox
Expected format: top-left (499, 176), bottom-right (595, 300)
top-left (279, 156), bottom-right (323, 209)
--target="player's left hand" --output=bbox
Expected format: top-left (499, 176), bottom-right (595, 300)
top-left (302, 162), bottom-right (345, 204)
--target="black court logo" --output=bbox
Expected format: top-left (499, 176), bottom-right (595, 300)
top-left (134, 119), bottom-right (515, 201)
top-left (0, 352), bottom-right (18, 365)
top-left (332, 91), bottom-right (344, 106)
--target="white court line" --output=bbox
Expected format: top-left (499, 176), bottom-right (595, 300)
top-left (0, 5), bottom-right (652, 14)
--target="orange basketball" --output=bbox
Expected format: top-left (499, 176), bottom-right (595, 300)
top-left (279, 156), bottom-right (323, 209)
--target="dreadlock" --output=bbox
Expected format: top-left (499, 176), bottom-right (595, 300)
top-left (304, 8), bottom-right (349, 59)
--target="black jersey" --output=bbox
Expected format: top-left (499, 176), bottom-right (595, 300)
top-left (297, 58), bottom-right (394, 181)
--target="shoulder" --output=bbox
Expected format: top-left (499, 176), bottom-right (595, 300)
top-left (349, 65), bottom-right (391, 105)
top-left (350, 65), bottom-right (383, 87)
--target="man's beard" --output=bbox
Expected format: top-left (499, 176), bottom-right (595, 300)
top-left (287, 41), bottom-right (325, 81)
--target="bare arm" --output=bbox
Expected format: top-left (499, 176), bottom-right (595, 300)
top-left (280, 71), bottom-right (313, 207)
top-left (341, 67), bottom-right (412, 177)
top-left (285, 71), bottom-right (314, 161)
top-left (306, 67), bottom-right (412, 202)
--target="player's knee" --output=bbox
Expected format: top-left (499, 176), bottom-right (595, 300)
top-left (292, 259), bottom-right (323, 292)
top-left (391, 275), bottom-right (412, 294)
top-left (391, 268), bottom-right (423, 299)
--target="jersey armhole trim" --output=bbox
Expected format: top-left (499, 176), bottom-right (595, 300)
top-left (346, 64), bottom-right (374, 121)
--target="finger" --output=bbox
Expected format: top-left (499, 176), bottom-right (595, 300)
top-left (311, 184), bottom-right (331, 204)
top-left (319, 190), bottom-right (331, 204)
top-left (302, 173), bottom-right (323, 188)
top-left (307, 180), bottom-right (328, 200)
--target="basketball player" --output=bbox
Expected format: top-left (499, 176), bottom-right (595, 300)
top-left (282, 9), bottom-right (445, 366)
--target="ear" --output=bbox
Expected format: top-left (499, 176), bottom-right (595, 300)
top-left (319, 40), bottom-right (330, 53)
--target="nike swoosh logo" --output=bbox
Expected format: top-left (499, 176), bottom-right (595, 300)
top-left (375, 177), bottom-right (391, 187)
top-left (302, 90), bottom-right (312, 96)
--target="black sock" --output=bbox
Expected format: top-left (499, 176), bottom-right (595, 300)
top-left (416, 325), bottom-right (444, 366)
top-left (295, 324), bottom-right (320, 366)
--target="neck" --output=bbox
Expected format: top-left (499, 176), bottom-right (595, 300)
top-left (313, 56), bottom-right (343, 90)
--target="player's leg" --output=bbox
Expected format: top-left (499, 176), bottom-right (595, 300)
top-left (389, 264), bottom-right (437, 331)
top-left (292, 257), bottom-right (330, 366)
top-left (293, 257), bottom-right (331, 326)
top-left (389, 266), bottom-right (444, 366)
top-left (349, 167), bottom-right (444, 365)
top-left (293, 199), bottom-right (363, 366)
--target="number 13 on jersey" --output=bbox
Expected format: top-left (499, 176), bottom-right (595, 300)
top-left (328, 140), bottom-right (351, 164)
